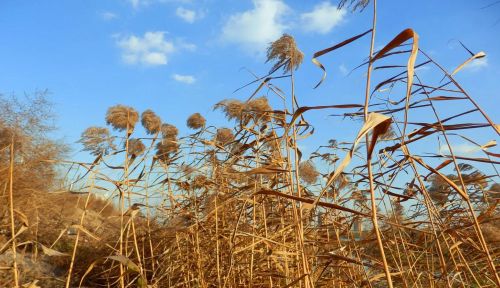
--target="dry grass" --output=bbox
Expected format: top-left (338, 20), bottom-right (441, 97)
top-left (2, 5), bottom-right (500, 288)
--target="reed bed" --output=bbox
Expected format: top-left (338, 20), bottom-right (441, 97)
top-left (1, 2), bottom-right (499, 287)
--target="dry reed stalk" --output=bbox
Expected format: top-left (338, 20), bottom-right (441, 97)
top-left (65, 177), bottom-right (94, 288)
top-left (8, 138), bottom-right (19, 288)
top-left (362, 1), bottom-right (393, 286)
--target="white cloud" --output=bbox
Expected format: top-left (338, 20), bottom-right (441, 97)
top-left (439, 143), bottom-right (480, 155)
top-left (222, 0), bottom-right (290, 53)
top-left (101, 12), bottom-right (118, 21)
top-left (129, 0), bottom-right (145, 9)
top-left (463, 57), bottom-right (488, 72)
top-left (116, 32), bottom-right (175, 66)
top-left (300, 2), bottom-right (346, 34)
top-left (176, 7), bottom-right (197, 23)
top-left (339, 64), bottom-right (348, 76)
top-left (172, 74), bottom-right (196, 84)
top-left (128, 0), bottom-right (192, 9)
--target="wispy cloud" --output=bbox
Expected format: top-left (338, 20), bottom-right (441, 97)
top-left (128, 0), bottom-right (193, 10)
top-left (101, 11), bottom-right (118, 21)
top-left (129, 0), bottom-right (148, 9)
top-left (116, 32), bottom-right (175, 66)
top-left (221, 0), bottom-right (290, 53)
top-left (176, 7), bottom-right (198, 23)
top-left (172, 74), bottom-right (196, 84)
top-left (439, 143), bottom-right (480, 155)
top-left (300, 2), bottom-right (346, 34)
top-left (339, 64), bottom-right (348, 76)
top-left (463, 57), bottom-right (488, 72)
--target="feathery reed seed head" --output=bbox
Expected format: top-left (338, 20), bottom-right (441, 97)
top-left (247, 96), bottom-right (272, 123)
top-left (266, 34), bottom-right (303, 74)
top-left (215, 128), bottom-right (234, 146)
top-left (105, 105), bottom-right (139, 132)
top-left (161, 123), bottom-right (178, 139)
top-left (127, 138), bottom-right (146, 156)
top-left (79, 126), bottom-right (115, 156)
top-left (155, 139), bottom-right (179, 162)
top-left (187, 113), bottom-right (206, 129)
top-left (141, 109), bottom-right (162, 135)
top-left (299, 161), bottom-right (319, 185)
top-left (215, 99), bottom-right (245, 121)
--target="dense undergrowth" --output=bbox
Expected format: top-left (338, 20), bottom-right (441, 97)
top-left (1, 2), bottom-right (499, 287)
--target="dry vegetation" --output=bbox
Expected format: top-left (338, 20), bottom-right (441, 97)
top-left (1, 2), bottom-right (500, 287)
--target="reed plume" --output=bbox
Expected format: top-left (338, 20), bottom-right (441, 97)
top-left (299, 161), bottom-right (319, 185)
top-left (127, 138), bottom-right (146, 157)
top-left (187, 113), bottom-right (206, 130)
top-left (79, 126), bottom-right (115, 156)
top-left (161, 123), bottom-right (179, 140)
top-left (215, 128), bottom-right (234, 146)
top-left (215, 99), bottom-right (245, 121)
top-left (141, 110), bottom-right (162, 135)
top-left (266, 34), bottom-right (303, 74)
top-left (105, 105), bottom-right (139, 132)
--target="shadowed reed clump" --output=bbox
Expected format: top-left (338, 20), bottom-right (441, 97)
top-left (141, 109), bottom-right (162, 135)
top-left (299, 161), bottom-right (319, 185)
top-left (247, 96), bottom-right (272, 123)
top-left (215, 128), bottom-right (234, 146)
top-left (105, 105), bottom-right (139, 132)
top-left (79, 126), bottom-right (115, 156)
top-left (127, 138), bottom-right (146, 157)
top-left (155, 139), bottom-right (179, 163)
top-left (186, 113), bottom-right (206, 130)
top-left (266, 34), bottom-right (304, 74)
top-left (156, 123), bottom-right (179, 163)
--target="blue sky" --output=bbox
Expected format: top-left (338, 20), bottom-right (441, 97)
top-left (0, 0), bottom-right (499, 162)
